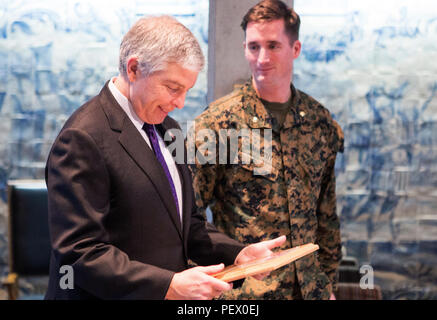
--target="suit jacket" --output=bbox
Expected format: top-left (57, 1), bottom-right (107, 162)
top-left (45, 82), bottom-right (244, 299)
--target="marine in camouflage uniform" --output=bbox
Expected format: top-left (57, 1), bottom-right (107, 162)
top-left (189, 79), bottom-right (344, 299)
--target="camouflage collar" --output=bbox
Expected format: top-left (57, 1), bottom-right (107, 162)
top-left (241, 80), bottom-right (272, 129)
top-left (240, 79), bottom-right (312, 129)
top-left (282, 83), bottom-right (312, 129)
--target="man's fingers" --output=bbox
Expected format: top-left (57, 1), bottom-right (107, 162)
top-left (263, 235), bottom-right (286, 250)
top-left (234, 235), bottom-right (287, 266)
top-left (198, 263), bottom-right (225, 275)
top-left (206, 265), bottom-right (233, 293)
top-left (195, 264), bottom-right (232, 292)
top-left (210, 277), bottom-right (232, 292)
top-left (166, 264), bottom-right (233, 300)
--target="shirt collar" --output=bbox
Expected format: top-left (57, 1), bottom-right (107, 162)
top-left (241, 80), bottom-right (273, 129)
top-left (107, 77), bottom-right (152, 149)
top-left (107, 77), bottom-right (147, 132)
top-left (241, 79), bottom-right (309, 129)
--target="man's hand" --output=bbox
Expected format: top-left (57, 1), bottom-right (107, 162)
top-left (234, 235), bottom-right (287, 280)
top-left (165, 264), bottom-right (232, 300)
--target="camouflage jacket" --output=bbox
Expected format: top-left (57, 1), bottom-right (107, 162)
top-left (189, 80), bottom-right (344, 300)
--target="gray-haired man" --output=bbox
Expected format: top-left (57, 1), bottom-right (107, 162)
top-left (45, 15), bottom-right (285, 300)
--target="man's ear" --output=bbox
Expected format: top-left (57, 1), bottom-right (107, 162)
top-left (243, 41), bottom-right (250, 60)
top-left (126, 57), bottom-right (139, 82)
top-left (293, 40), bottom-right (302, 59)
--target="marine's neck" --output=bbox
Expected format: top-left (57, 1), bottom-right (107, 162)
top-left (252, 77), bottom-right (292, 103)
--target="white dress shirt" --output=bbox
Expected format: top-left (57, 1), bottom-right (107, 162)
top-left (108, 77), bottom-right (183, 224)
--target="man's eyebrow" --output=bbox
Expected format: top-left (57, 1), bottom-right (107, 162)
top-left (164, 80), bottom-right (184, 88)
top-left (267, 40), bottom-right (281, 45)
top-left (247, 40), bottom-right (281, 45)
top-left (165, 79), bottom-right (195, 91)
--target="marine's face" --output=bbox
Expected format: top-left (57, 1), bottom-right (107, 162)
top-left (244, 19), bottom-right (301, 93)
top-left (128, 62), bottom-right (198, 124)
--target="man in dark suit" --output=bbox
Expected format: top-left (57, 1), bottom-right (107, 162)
top-left (45, 15), bottom-right (285, 300)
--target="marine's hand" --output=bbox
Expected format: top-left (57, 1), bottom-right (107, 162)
top-left (165, 264), bottom-right (232, 300)
top-left (234, 235), bottom-right (287, 280)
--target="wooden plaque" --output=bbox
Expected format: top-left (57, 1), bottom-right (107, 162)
top-left (213, 243), bottom-right (319, 283)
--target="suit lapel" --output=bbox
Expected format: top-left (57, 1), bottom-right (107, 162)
top-left (98, 83), bottom-right (183, 239)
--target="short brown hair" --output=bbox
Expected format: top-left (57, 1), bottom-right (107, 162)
top-left (241, 0), bottom-right (300, 44)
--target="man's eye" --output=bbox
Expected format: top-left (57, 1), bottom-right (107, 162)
top-left (249, 44), bottom-right (259, 51)
top-left (167, 85), bottom-right (179, 93)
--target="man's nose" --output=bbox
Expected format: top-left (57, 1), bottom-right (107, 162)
top-left (258, 47), bottom-right (270, 64)
top-left (173, 92), bottom-right (186, 109)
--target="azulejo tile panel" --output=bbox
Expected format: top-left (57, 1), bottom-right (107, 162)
top-left (295, 0), bottom-right (437, 299)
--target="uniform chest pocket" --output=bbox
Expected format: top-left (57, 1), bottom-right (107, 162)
top-left (296, 131), bottom-right (331, 186)
top-left (238, 151), bottom-right (280, 183)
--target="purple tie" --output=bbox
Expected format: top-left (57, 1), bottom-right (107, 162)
top-left (143, 123), bottom-right (180, 216)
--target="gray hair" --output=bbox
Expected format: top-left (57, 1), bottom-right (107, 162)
top-left (119, 15), bottom-right (205, 78)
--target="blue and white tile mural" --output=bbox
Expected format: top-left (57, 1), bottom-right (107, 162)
top-left (0, 0), bottom-right (436, 299)
top-left (294, 0), bottom-right (437, 299)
